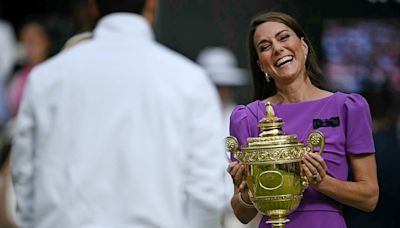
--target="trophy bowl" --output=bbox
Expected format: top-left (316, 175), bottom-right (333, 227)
top-left (226, 102), bottom-right (325, 228)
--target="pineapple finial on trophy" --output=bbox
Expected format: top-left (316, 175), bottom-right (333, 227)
top-left (258, 102), bottom-right (285, 137)
top-left (266, 101), bottom-right (275, 120)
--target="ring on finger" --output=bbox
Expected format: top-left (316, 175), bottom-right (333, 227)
top-left (312, 173), bottom-right (319, 183)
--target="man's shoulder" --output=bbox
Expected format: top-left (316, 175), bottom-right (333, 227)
top-left (27, 49), bottom-right (77, 92)
top-left (29, 41), bottom-right (94, 76)
top-left (29, 40), bottom-right (209, 91)
top-left (154, 43), bottom-right (202, 71)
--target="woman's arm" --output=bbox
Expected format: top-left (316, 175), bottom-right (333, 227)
top-left (302, 152), bottom-right (379, 212)
top-left (228, 162), bottom-right (258, 223)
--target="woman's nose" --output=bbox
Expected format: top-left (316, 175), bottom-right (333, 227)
top-left (272, 41), bottom-right (284, 54)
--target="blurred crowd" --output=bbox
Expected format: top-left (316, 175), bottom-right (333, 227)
top-left (322, 20), bottom-right (400, 134)
top-left (322, 19), bottom-right (400, 228)
top-left (0, 0), bottom-right (399, 227)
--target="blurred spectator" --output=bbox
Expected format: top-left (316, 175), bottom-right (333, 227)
top-left (197, 47), bottom-right (260, 228)
top-left (6, 14), bottom-right (71, 118)
top-left (197, 47), bottom-right (248, 132)
top-left (6, 19), bottom-right (50, 117)
top-left (322, 19), bottom-right (400, 94)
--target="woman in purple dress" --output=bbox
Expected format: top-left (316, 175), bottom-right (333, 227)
top-left (227, 12), bottom-right (379, 228)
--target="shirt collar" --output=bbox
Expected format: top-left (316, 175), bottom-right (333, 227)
top-left (93, 13), bottom-right (154, 41)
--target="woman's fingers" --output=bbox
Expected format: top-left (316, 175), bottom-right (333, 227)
top-left (227, 161), bottom-right (238, 172)
top-left (303, 153), bottom-right (326, 176)
top-left (302, 152), bottom-right (327, 184)
top-left (308, 152), bottom-right (327, 171)
top-left (227, 162), bottom-right (246, 187)
top-left (234, 164), bottom-right (246, 186)
top-left (239, 180), bottom-right (247, 192)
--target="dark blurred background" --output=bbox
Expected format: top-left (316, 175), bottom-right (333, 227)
top-left (1, 0), bottom-right (399, 227)
top-left (2, 0), bottom-right (399, 68)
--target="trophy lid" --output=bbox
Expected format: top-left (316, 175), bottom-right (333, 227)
top-left (245, 102), bottom-right (303, 148)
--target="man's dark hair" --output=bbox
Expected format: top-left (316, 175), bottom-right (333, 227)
top-left (95, 0), bottom-right (146, 17)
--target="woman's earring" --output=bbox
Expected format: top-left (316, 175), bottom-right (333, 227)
top-left (265, 73), bottom-right (270, 83)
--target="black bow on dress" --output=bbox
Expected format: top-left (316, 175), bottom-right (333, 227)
top-left (313, 116), bottom-right (340, 129)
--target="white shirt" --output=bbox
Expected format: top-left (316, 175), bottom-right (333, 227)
top-left (11, 13), bottom-right (226, 228)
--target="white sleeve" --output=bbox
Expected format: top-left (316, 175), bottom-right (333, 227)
top-left (185, 71), bottom-right (226, 228)
top-left (10, 78), bottom-right (36, 228)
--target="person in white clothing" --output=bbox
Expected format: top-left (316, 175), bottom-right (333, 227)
top-left (197, 47), bottom-right (248, 133)
top-left (10, 0), bottom-right (226, 227)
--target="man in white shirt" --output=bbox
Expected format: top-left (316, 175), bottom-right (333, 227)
top-left (11, 0), bottom-right (226, 227)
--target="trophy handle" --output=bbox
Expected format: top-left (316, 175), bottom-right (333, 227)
top-left (306, 131), bottom-right (325, 155)
top-left (225, 136), bottom-right (243, 161)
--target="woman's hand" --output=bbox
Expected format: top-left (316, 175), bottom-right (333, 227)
top-left (227, 161), bottom-right (258, 223)
top-left (227, 161), bottom-right (248, 192)
top-left (301, 152), bottom-right (327, 185)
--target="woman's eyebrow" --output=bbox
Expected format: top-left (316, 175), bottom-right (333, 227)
top-left (275, 29), bottom-right (289, 37)
top-left (256, 29), bottom-right (289, 47)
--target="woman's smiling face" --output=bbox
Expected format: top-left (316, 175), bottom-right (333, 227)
top-left (253, 21), bottom-right (308, 84)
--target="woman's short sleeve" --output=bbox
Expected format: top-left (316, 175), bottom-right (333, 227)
top-left (230, 106), bottom-right (249, 144)
top-left (345, 93), bottom-right (375, 154)
top-left (229, 105), bottom-right (250, 161)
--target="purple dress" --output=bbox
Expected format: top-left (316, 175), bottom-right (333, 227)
top-left (229, 92), bottom-right (375, 228)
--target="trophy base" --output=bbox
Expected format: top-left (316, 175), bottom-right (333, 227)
top-left (266, 216), bottom-right (290, 228)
